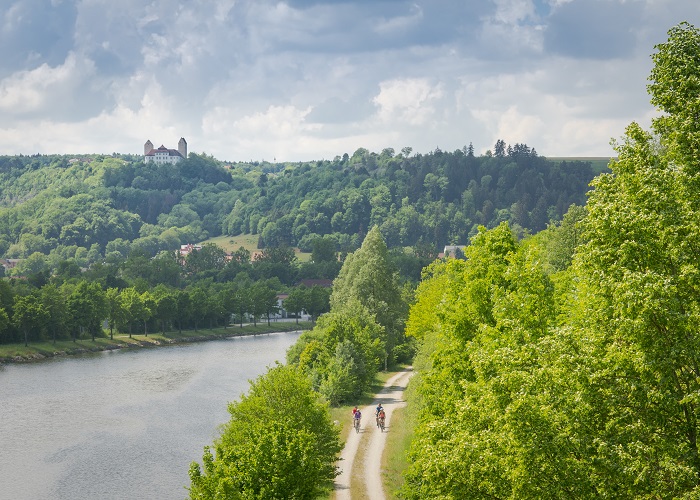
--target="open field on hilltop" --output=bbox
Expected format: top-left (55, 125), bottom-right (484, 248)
top-left (202, 234), bottom-right (260, 253)
top-left (201, 234), bottom-right (312, 262)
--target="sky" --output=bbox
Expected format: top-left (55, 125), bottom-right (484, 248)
top-left (0, 0), bottom-right (698, 162)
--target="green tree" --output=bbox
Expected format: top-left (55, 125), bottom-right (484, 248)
top-left (188, 364), bottom-right (341, 499)
top-left (105, 287), bottom-right (125, 340)
top-left (41, 283), bottom-right (67, 344)
top-left (140, 291), bottom-right (155, 336)
top-left (403, 224), bottom-right (572, 498)
top-left (231, 284), bottom-right (251, 328)
top-left (175, 289), bottom-right (192, 334)
top-left (66, 281), bottom-right (106, 341)
top-left (247, 282), bottom-right (277, 327)
top-left (291, 301), bottom-right (384, 403)
top-left (283, 286), bottom-right (306, 324)
top-left (188, 287), bottom-right (208, 332)
top-left (0, 307), bottom-right (10, 343)
top-left (331, 225), bottom-right (406, 368)
top-left (253, 245), bottom-right (298, 284)
top-left (559, 23), bottom-right (700, 495)
top-left (311, 236), bottom-right (337, 263)
top-left (305, 285), bottom-right (331, 321)
top-left (153, 286), bottom-right (177, 334)
top-left (14, 293), bottom-right (48, 346)
top-left (120, 287), bottom-right (145, 338)
top-left (185, 243), bottom-right (227, 276)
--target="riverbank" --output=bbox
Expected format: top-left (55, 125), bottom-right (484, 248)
top-left (0, 321), bottom-right (313, 364)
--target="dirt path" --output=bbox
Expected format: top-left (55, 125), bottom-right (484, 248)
top-left (334, 367), bottom-right (414, 500)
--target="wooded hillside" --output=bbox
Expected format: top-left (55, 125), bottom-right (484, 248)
top-left (0, 144), bottom-right (601, 275)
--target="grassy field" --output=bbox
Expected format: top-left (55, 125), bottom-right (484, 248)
top-left (383, 404), bottom-right (413, 498)
top-left (0, 321), bottom-right (313, 363)
top-left (203, 234), bottom-right (260, 253)
top-left (200, 234), bottom-right (312, 262)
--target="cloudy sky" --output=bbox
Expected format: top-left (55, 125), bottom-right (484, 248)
top-left (0, 0), bottom-right (697, 162)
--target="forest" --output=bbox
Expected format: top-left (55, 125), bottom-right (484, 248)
top-left (399, 22), bottom-right (700, 499)
top-left (0, 141), bottom-right (598, 275)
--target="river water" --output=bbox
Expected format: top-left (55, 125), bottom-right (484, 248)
top-left (0, 331), bottom-right (301, 500)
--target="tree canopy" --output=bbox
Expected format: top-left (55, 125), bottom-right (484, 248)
top-left (400, 22), bottom-right (700, 498)
top-left (188, 364), bottom-right (341, 499)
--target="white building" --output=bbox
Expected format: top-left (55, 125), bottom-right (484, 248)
top-left (144, 137), bottom-right (187, 164)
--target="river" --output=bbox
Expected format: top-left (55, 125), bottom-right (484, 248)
top-left (0, 331), bottom-right (302, 500)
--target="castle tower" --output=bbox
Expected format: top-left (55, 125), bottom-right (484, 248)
top-left (178, 137), bottom-right (187, 159)
top-left (144, 140), bottom-right (153, 155)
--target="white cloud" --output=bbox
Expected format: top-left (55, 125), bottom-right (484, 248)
top-left (373, 3), bottom-right (424, 35)
top-left (492, 0), bottom-right (538, 24)
top-left (373, 78), bottom-right (444, 126)
top-left (0, 52), bottom-right (95, 115)
top-left (0, 0), bottom-right (695, 160)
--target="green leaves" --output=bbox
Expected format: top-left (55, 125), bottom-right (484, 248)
top-left (188, 364), bottom-right (341, 499)
top-left (402, 23), bottom-right (700, 499)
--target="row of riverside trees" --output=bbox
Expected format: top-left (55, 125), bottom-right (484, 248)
top-left (0, 238), bottom-right (340, 345)
top-left (399, 22), bottom-right (700, 498)
top-left (0, 276), bottom-right (331, 346)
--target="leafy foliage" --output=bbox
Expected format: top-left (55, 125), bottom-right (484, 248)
top-left (400, 22), bottom-right (700, 499)
top-left (188, 364), bottom-right (341, 499)
top-left (0, 143), bottom-right (598, 274)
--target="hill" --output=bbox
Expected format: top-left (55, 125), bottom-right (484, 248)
top-left (0, 144), bottom-right (606, 276)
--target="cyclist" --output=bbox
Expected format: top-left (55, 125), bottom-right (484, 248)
top-left (375, 403), bottom-right (383, 427)
top-left (353, 408), bottom-right (362, 431)
top-left (378, 408), bottom-right (386, 429)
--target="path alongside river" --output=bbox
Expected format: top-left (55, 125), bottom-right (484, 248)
top-left (334, 367), bottom-right (414, 500)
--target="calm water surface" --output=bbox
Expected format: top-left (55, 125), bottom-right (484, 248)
top-left (0, 331), bottom-right (301, 500)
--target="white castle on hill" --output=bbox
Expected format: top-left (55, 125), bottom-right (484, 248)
top-left (143, 137), bottom-right (187, 164)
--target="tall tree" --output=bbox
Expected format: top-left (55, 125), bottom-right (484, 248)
top-left (561, 23), bottom-right (700, 495)
top-left (331, 225), bottom-right (406, 368)
top-left (13, 293), bottom-right (48, 346)
top-left (41, 283), bottom-right (66, 344)
top-left (283, 286), bottom-right (306, 324)
top-left (153, 287), bottom-right (177, 334)
top-left (105, 287), bottom-right (125, 340)
top-left (120, 287), bottom-right (145, 338)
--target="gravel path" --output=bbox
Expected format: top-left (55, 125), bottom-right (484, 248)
top-left (334, 368), bottom-right (414, 500)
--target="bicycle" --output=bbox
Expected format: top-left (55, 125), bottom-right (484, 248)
top-left (353, 416), bottom-right (361, 433)
top-left (378, 416), bottom-right (385, 432)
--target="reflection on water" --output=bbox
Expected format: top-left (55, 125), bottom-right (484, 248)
top-left (0, 332), bottom-right (301, 500)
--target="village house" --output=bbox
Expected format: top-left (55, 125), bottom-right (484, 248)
top-left (439, 245), bottom-right (466, 259)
